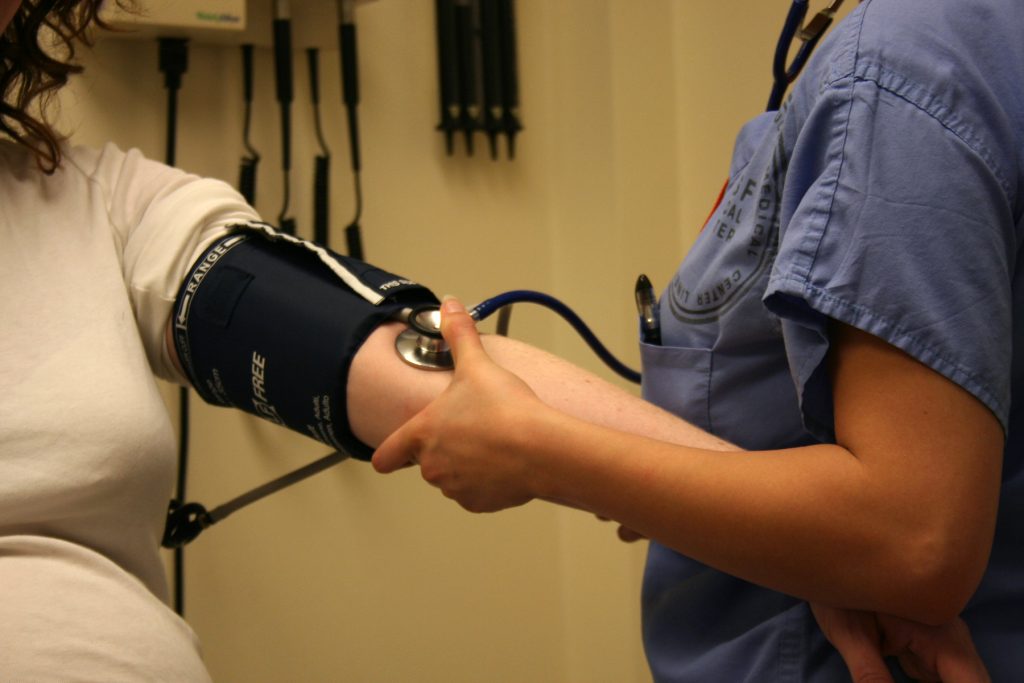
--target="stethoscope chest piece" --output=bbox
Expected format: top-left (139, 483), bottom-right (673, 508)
top-left (395, 306), bottom-right (454, 370)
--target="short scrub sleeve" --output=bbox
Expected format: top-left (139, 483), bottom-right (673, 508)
top-left (763, 75), bottom-right (1016, 440)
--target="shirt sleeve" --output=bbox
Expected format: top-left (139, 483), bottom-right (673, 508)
top-left (763, 74), bottom-right (1016, 441)
top-left (80, 143), bottom-right (262, 384)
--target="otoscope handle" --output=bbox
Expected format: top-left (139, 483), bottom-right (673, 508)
top-left (272, 19), bottom-right (293, 104)
top-left (239, 160), bottom-right (256, 205)
top-left (242, 44), bottom-right (255, 102)
top-left (345, 223), bottom-right (364, 261)
top-left (314, 155), bottom-right (330, 245)
top-left (435, 0), bottom-right (459, 154)
top-left (339, 19), bottom-right (362, 172)
top-left (340, 23), bottom-right (359, 106)
top-left (272, 5), bottom-right (294, 173)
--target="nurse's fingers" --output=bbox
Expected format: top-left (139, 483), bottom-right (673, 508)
top-left (616, 526), bottom-right (646, 543)
top-left (372, 419), bottom-right (420, 473)
top-left (874, 614), bottom-right (991, 683)
top-left (440, 296), bottom-right (487, 369)
top-left (810, 604), bottom-right (893, 683)
top-left (373, 297), bottom-right (485, 474)
top-left (594, 515), bottom-right (647, 542)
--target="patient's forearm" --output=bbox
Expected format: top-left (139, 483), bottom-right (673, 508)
top-left (346, 322), bottom-right (733, 452)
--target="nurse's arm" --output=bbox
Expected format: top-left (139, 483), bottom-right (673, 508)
top-left (363, 306), bottom-right (1002, 626)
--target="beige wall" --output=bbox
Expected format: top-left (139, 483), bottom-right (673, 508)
top-left (59, 1), bottom-right (851, 680)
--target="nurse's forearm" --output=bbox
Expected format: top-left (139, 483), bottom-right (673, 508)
top-left (525, 412), bottom-right (993, 627)
top-left (522, 419), bottom-right (906, 615)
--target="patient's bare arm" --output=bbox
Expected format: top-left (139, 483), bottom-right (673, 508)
top-left (345, 321), bottom-right (732, 452)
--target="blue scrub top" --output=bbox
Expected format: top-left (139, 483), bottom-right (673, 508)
top-left (640, 0), bottom-right (1024, 680)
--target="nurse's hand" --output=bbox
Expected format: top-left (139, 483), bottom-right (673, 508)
top-left (811, 603), bottom-right (990, 682)
top-left (372, 297), bottom-right (548, 512)
top-left (595, 515), bottom-right (646, 542)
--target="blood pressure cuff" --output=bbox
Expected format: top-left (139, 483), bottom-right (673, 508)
top-left (171, 224), bottom-right (439, 460)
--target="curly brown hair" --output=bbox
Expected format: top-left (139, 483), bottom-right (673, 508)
top-left (0, 0), bottom-right (114, 172)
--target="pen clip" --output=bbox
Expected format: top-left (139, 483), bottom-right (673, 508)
top-left (635, 274), bottom-right (661, 346)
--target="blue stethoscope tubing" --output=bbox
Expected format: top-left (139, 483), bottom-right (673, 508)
top-left (767, 0), bottom-right (844, 111)
top-left (470, 290), bottom-right (642, 385)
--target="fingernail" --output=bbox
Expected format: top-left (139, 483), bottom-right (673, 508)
top-left (441, 295), bottom-right (464, 314)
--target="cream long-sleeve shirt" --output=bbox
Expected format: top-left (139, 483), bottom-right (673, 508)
top-left (0, 140), bottom-right (259, 680)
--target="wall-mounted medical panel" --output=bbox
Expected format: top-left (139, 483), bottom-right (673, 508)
top-left (100, 0), bottom-right (376, 47)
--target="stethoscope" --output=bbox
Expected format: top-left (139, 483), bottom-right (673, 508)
top-left (767, 0), bottom-right (848, 111)
top-left (395, 291), bottom-right (641, 383)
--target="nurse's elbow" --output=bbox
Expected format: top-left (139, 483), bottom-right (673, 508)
top-left (893, 524), bottom-right (991, 625)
